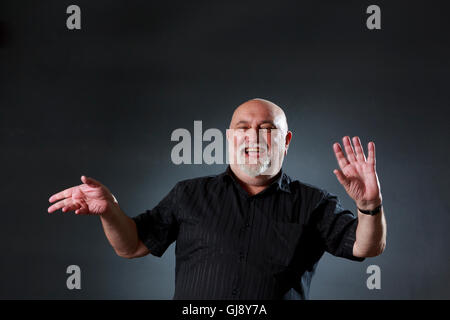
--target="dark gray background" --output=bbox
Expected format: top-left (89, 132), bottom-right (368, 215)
top-left (1, 0), bottom-right (449, 299)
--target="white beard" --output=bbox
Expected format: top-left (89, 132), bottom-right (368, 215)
top-left (237, 143), bottom-right (272, 177)
top-left (239, 160), bottom-right (271, 177)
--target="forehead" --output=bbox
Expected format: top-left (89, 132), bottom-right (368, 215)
top-left (230, 102), bottom-right (282, 126)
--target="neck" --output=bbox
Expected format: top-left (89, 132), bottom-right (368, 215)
top-left (240, 184), bottom-right (268, 196)
top-left (230, 166), bottom-right (281, 196)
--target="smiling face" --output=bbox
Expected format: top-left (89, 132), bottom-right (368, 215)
top-left (227, 98), bottom-right (292, 183)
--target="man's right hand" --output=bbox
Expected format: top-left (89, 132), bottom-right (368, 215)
top-left (48, 176), bottom-right (116, 215)
top-left (48, 175), bottom-right (150, 259)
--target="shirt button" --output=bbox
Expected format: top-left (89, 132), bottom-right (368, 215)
top-left (239, 252), bottom-right (246, 262)
top-left (232, 288), bottom-right (239, 295)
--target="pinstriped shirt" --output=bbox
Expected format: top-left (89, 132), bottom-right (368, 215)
top-left (132, 166), bottom-right (364, 300)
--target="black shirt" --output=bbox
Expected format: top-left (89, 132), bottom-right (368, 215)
top-left (132, 166), bottom-right (364, 300)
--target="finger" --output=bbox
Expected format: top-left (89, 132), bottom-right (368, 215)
top-left (368, 141), bottom-right (376, 166)
top-left (352, 136), bottom-right (367, 162)
top-left (81, 175), bottom-right (102, 187)
top-left (333, 169), bottom-right (350, 188)
top-left (333, 143), bottom-right (349, 170)
top-left (49, 187), bottom-right (75, 203)
top-left (62, 201), bottom-right (82, 213)
top-left (48, 198), bottom-right (75, 213)
top-left (75, 207), bottom-right (89, 215)
top-left (343, 136), bottom-right (357, 163)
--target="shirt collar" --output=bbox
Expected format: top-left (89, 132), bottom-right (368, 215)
top-left (220, 165), bottom-right (291, 194)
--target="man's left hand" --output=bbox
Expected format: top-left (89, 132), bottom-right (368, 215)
top-left (332, 136), bottom-right (382, 211)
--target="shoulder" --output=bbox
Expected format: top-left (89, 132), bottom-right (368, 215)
top-left (284, 173), bottom-right (330, 205)
top-left (284, 174), bottom-right (345, 218)
top-left (174, 171), bottom-right (224, 193)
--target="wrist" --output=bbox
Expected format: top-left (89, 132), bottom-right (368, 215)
top-left (356, 197), bottom-right (382, 211)
top-left (102, 199), bottom-right (122, 219)
top-left (357, 204), bottom-right (382, 216)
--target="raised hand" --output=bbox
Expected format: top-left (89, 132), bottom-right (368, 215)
top-left (48, 176), bottom-right (117, 215)
top-left (333, 136), bottom-right (382, 211)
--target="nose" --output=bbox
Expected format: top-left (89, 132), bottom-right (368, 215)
top-left (244, 128), bottom-right (259, 144)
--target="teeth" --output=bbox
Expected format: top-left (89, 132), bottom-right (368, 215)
top-left (245, 147), bottom-right (264, 153)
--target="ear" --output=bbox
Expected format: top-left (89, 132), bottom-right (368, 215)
top-left (226, 128), bottom-right (232, 142)
top-left (285, 131), bottom-right (293, 155)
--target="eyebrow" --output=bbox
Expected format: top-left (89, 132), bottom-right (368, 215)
top-left (234, 120), bottom-right (277, 127)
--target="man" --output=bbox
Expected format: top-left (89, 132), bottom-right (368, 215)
top-left (48, 98), bottom-right (386, 299)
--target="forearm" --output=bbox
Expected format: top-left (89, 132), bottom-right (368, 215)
top-left (353, 207), bottom-right (387, 257)
top-left (99, 201), bottom-right (140, 257)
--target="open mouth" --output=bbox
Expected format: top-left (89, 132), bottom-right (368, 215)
top-left (244, 147), bottom-right (267, 157)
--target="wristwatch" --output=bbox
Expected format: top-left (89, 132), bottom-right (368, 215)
top-left (357, 204), bottom-right (382, 215)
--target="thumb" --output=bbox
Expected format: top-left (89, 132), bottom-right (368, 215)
top-left (333, 169), bottom-right (350, 188)
top-left (81, 175), bottom-right (102, 186)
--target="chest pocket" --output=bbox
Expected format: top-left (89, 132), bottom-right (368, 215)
top-left (265, 221), bottom-right (304, 267)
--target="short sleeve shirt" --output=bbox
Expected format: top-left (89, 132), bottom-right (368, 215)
top-left (132, 166), bottom-right (364, 299)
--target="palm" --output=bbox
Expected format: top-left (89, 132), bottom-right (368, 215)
top-left (72, 184), bottom-right (110, 214)
top-left (333, 136), bottom-right (381, 209)
top-left (48, 176), bottom-right (114, 215)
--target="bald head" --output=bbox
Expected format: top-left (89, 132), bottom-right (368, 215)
top-left (229, 98), bottom-right (288, 134)
top-left (227, 98), bottom-right (293, 182)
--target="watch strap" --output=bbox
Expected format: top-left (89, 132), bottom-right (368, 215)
top-left (357, 204), bottom-right (382, 215)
